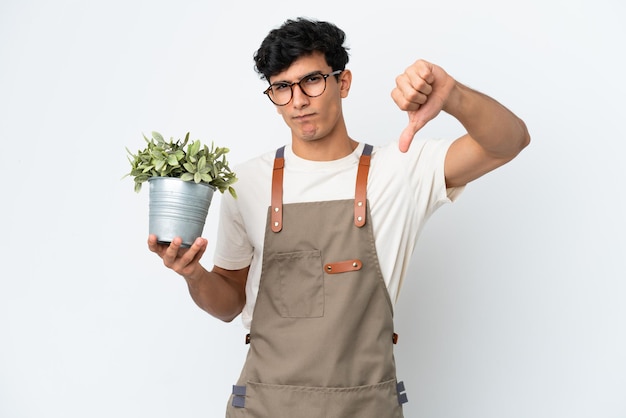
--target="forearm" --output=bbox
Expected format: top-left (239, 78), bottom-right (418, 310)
top-left (183, 266), bottom-right (247, 323)
top-left (444, 82), bottom-right (530, 158)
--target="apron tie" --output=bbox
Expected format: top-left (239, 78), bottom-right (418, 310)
top-left (231, 385), bottom-right (247, 408)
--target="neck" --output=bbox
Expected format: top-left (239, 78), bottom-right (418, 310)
top-left (291, 119), bottom-right (357, 161)
top-left (292, 137), bottom-right (358, 161)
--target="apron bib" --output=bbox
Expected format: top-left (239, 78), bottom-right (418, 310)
top-left (226, 145), bottom-right (407, 417)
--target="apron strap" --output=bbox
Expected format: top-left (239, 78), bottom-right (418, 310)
top-left (354, 144), bottom-right (373, 227)
top-left (271, 146), bottom-right (285, 233)
top-left (270, 144), bottom-right (373, 232)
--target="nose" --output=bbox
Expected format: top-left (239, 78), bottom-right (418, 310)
top-left (291, 83), bottom-right (309, 108)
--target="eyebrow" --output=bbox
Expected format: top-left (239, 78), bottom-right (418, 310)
top-left (270, 70), bottom-right (324, 86)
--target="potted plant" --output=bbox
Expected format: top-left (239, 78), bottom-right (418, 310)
top-left (124, 131), bottom-right (237, 247)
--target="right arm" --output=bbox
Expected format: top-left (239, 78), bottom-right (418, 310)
top-left (148, 235), bottom-right (248, 323)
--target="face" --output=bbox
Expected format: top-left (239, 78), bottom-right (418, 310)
top-left (267, 52), bottom-right (351, 144)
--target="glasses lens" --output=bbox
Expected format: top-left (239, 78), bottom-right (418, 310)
top-left (298, 74), bottom-right (326, 98)
top-left (268, 83), bottom-right (292, 106)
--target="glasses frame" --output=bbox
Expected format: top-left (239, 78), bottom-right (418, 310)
top-left (263, 70), bottom-right (343, 106)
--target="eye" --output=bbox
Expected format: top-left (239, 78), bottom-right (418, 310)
top-left (303, 74), bottom-right (324, 84)
top-left (272, 83), bottom-right (290, 92)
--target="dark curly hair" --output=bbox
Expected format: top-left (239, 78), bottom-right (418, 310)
top-left (253, 17), bottom-right (350, 81)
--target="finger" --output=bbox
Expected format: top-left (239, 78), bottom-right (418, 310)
top-left (393, 76), bottom-right (431, 111)
top-left (180, 237), bottom-right (208, 266)
top-left (398, 111), bottom-right (429, 153)
top-left (147, 234), bottom-right (158, 252)
top-left (398, 124), bottom-right (416, 153)
top-left (407, 59), bottom-right (435, 85)
top-left (148, 234), bottom-right (170, 257)
top-left (404, 74), bottom-right (433, 99)
top-left (177, 238), bottom-right (208, 275)
top-left (402, 61), bottom-right (434, 92)
top-left (391, 86), bottom-right (421, 112)
top-left (161, 237), bottom-right (183, 267)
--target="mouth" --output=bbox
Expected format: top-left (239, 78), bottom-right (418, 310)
top-left (293, 113), bottom-right (315, 121)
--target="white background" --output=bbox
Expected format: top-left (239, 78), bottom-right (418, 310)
top-left (1, 0), bottom-right (625, 417)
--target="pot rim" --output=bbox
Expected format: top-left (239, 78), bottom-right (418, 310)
top-left (147, 176), bottom-right (216, 190)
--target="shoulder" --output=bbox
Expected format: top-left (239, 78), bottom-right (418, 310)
top-left (371, 138), bottom-right (453, 173)
top-left (373, 138), bottom-right (452, 158)
top-left (220, 149), bottom-right (277, 213)
top-left (367, 138), bottom-right (458, 205)
top-left (233, 148), bottom-right (276, 178)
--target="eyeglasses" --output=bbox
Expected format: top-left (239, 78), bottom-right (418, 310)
top-left (263, 70), bottom-right (343, 106)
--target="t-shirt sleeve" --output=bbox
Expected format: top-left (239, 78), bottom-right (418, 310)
top-left (213, 191), bottom-right (253, 270)
top-left (405, 137), bottom-right (465, 218)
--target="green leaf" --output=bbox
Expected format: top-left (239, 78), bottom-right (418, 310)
top-left (167, 154), bottom-right (179, 166)
top-left (188, 139), bottom-right (201, 158)
top-left (180, 173), bottom-right (194, 182)
top-left (197, 155), bottom-right (206, 171)
top-left (152, 131), bottom-right (164, 142)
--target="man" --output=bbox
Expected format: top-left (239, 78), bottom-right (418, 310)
top-left (148, 17), bottom-right (529, 417)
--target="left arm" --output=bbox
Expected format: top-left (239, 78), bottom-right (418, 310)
top-left (392, 59), bottom-right (530, 187)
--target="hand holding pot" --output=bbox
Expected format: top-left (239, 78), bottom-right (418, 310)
top-left (147, 234), bottom-right (248, 322)
top-left (148, 235), bottom-right (209, 279)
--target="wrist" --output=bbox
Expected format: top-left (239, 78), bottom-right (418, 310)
top-left (442, 80), bottom-right (465, 116)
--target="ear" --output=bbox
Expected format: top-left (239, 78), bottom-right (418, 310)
top-left (339, 69), bottom-right (352, 98)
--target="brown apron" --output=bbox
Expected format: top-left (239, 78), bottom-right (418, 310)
top-left (226, 145), bottom-right (408, 417)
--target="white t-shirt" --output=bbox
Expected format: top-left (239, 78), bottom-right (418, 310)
top-left (214, 139), bottom-right (463, 329)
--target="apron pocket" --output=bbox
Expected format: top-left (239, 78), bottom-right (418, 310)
top-left (236, 379), bottom-right (403, 418)
top-left (275, 250), bottom-right (324, 318)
